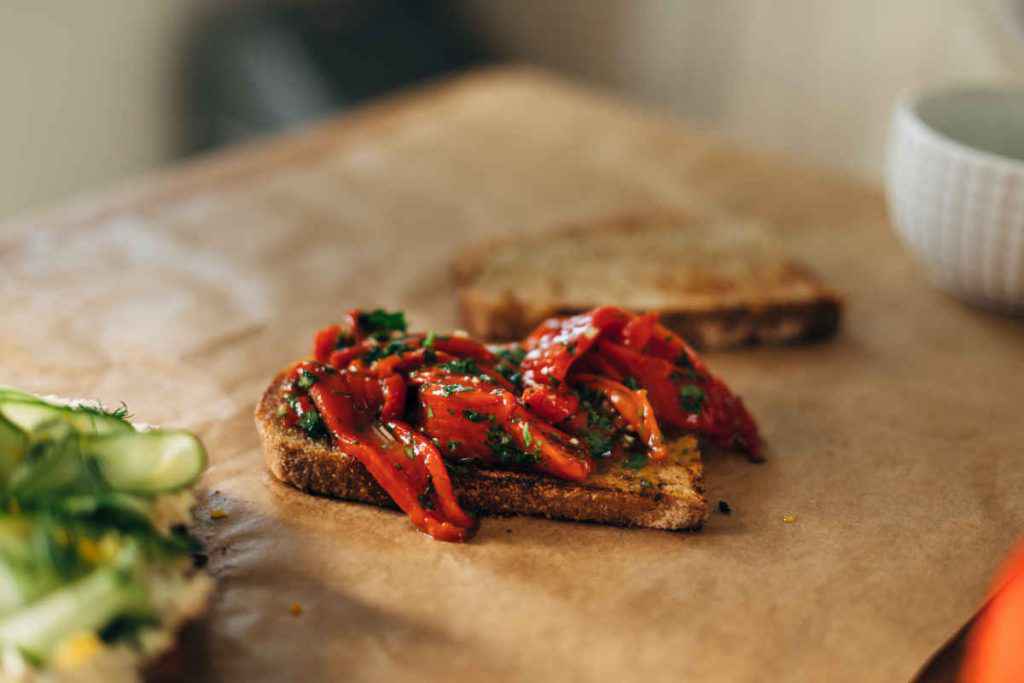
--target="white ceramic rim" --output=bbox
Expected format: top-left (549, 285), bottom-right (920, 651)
top-left (894, 85), bottom-right (1024, 174)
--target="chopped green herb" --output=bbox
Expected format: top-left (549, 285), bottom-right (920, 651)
top-left (494, 346), bottom-right (526, 390)
top-left (363, 340), bottom-right (410, 364)
top-left (565, 342), bottom-right (577, 355)
top-left (298, 409), bottom-right (326, 440)
top-left (486, 426), bottom-right (540, 466)
top-left (403, 445), bottom-right (417, 460)
top-left (423, 331), bottom-right (437, 349)
top-left (335, 333), bottom-right (354, 350)
top-left (623, 451), bottom-right (648, 469)
top-left (548, 376), bottom-right (561, 388)
top-left (425, 404), bottom-right (434, 419)
top-left (439, 358), bottom-right (481, 376)
top-left (623, 376), bottom-right (640, 390)
top-left (462, 409), bottom-right (489, 423)
top-left (679, 384), bottom-right (705, 413)
top-left (358, 309), bottom-right (407, 336)
top-left (521, 422), bottom-right (532, 447)
top-left (296, 369), bottom-right (318, 390)
top-left (584, 431), bottom-right (615, 458)
top-left (446, 440), bottom-right (460, 454)
top-left (675, 353), bottom-right (693, 369)
top-left (441, 384), bottom-right (473, 397)
top-left (495, 346), bottom-right (526, 365)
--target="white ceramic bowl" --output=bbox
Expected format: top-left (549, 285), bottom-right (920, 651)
top-left (886, 86), bottom-right (1024, 312)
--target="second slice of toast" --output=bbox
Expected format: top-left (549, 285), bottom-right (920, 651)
top-left (453, 211), bottom-right (841, 348)
top-left (257, 373), bottom-right (708, 531)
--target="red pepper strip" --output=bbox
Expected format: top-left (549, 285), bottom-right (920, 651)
top-left (596, 340), bottom-right (762, 460)
top-left (571, 351), bottom-right (625, 381)
top-left (308, 383), bottom-right (473, 542)
top-left (642, 321), bottom-right (709, 374)
top-left (573, 373), bottom-right (667, 460)
top-left (620, 313), bottom-right (657, 351)
top-left (520, 306), bottom-right (631, 387)
top-left (522, 385), bottom-right (579, 424)
top-left (379, 374), bottom-right (407, 421)
top-left (414, 377), bottom-right (592, 482)
top-left (313, 324), bottom-right (343, 363)
top-left (328, 345), bottom-right (364, 369)
top-left (388, 421), bottom-right (476, 529)
top-left (432, 336), bottom-right (496, 363)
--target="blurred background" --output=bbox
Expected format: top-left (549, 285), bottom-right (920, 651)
top-left (1, 0), bottom-right (1022, 221)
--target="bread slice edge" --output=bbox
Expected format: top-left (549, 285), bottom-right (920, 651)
top-left (256, 373), bottom-right (708, 531)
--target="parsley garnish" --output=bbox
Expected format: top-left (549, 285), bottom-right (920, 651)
top-left (296, 369), bottom-right (318, 389)
top-left (577, 386), bottom-right (616, 457)
top-left (623, 376), bottom-right (640, 390)
top-left (358, 309), bottom-right (407, 339)
top-left (439, 358), bottom-right (481, 376)
top-left (623, 451), bottom-right (648, 469)
top-left (441, 384), bottom-right (473, 397)
top-left (584, 431), bottom-right (615, 458)
top-left (403, 445), bottom-right (417, 460)
top-left (522, 422), bottom-right (532, 447)
top-left (447, 440), bottom-right (460, 454)
top-left (494, 347), bottom-right (526, 389)
top-left (679, 384), bottom-right (705, 413)
top-left (298, 408), bottom-right (326, 440)
top-left (363, 340), bottom-right (409, 364)
top-left (486, 426), bottom-right (540, 466)
top-left (462, 409), bottom-right (490, 423)
top-left (423, 331), bottom-right (437, 349)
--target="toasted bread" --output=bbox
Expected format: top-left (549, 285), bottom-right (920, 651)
top-left (256, 373), bottom-right (708, 531)
top-left (453, 212), bottom-right (841, 348)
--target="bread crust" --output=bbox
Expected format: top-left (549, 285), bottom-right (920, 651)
top-left (452, 211), bottom-right (842, 347)
top-left (256, 373), bottom-right (708, 531)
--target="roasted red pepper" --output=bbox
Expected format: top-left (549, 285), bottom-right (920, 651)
top-left (285, 307), bottom-right (762, 542)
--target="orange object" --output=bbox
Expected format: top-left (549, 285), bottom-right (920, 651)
top-left (961, 542), bottom-right (1024, 682)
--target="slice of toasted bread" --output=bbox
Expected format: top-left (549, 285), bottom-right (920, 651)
top-left (453, 212), bottom-right (841, 348)
top-left (256, 373), bottom-right (708, 531)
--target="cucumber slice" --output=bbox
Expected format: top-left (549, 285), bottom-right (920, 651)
top-left (0, 387), bottom-right (40, 403)
top-left (0, 568), bottom-right (147, 661)
top-left (83, 431), bottom-right (206, 494)
top-left (0, 415), bottom-right (27, 483)
top-left (0, 399), bottom-right (132, 436)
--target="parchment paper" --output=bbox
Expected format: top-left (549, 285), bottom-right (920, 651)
top-left (1, 68), bottom-right (1022, 682)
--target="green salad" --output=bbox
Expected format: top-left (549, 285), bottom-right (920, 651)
top-left (0, 387), bottom-right (210, 680)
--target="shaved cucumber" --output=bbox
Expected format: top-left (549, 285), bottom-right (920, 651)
top-left (0, 399), bottom-right (132, 436)
top-left (83, 431), bottom-right (206, 494)
top-left (0, 568), bottom-right (147, 660)
top-left (0, 416), bottom-right (26, 483)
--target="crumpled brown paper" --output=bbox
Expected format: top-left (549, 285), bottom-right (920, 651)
top-left (2, 68), bottom-right (1022, 682)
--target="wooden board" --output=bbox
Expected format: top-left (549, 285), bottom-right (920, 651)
top-left (2, 67), bottom-right (1021, 682)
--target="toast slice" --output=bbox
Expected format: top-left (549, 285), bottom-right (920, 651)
top-left (453, 212), bottom-right (841, 348)
top-left (257, 373), bottom-right (708, 531)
